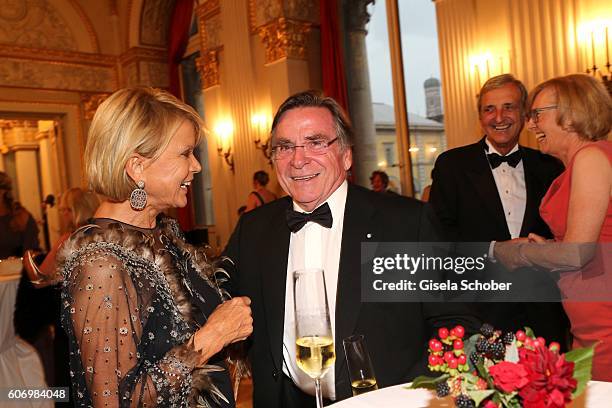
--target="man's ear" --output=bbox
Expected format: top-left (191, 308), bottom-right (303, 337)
top-left (343, 147), bottom-right (353, 171)
top-left (125, 154), bottom-right (146, 182)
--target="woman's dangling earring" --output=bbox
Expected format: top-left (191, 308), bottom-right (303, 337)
top-left (130, 180), bottom-right (147, 210)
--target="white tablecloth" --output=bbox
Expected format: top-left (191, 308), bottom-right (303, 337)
top-left (0, 266), bottom-right (52, 408)
top-left (329, 381), bottom-right (612, 408)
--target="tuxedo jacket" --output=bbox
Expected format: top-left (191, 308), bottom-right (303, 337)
top-left (223, 184), bottom-right (479, 407)
top-left (429, 138), bottom-right (563, 242)
top-left (429, 138), bottom-right (569, 344)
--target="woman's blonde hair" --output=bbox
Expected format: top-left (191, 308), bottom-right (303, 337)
top-left (59, 188), bottom-right (100, 233)
top-left (85, 87), bottom-right (203, 200)
top-left (528, 74), bottom-right (612, 141)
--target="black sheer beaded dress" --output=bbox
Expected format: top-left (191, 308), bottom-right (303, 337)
top-left (58, 216), bottom-right (234, 407)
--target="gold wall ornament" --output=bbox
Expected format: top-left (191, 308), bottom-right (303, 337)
top-left (81, 93), bottom-right (111, 121)
top-left (199, 0), bottom-right (220, 19)
top-left (257, 18), bottom-right (312, 64)
top-left (196, 1), bottom-right (222, 51)
top-left (249, 0), bottom-right (319, 34)
top-left (196, 48), bottom-right (222, 90)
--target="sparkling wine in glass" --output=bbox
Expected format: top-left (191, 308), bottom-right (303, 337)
top-left (343, 334), bottom-right (378, 396)
top-left (294, 268), bottom-right (336, 408)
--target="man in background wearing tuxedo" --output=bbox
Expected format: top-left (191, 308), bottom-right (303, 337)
top-left (223, 90), bottom-right (478, 408)
top-left (429, 74), bottom-right (569, 346)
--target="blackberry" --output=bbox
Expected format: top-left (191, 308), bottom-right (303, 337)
top-left (476, 336), bottom-right (489, 353)
top-left (489, 341), bottom-right (506, 360)
top-left (480, 323), bottom-right (495, 338)
top-left (436, 381), bottom-right (450, 397)
top-left (455, 394), bottom-right (476, 408)
top-left (469, 351), bottom-right (484, 367)
top-left (503, 332), bottom-right (515, 345)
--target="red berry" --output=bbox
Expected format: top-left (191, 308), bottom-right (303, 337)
top-left (453, 339), bottom-right (464, 350)
top-left (453, 325), bottom-right (465, 338)
top-left (429, 354), bottom-right (440, 366)
top-left (448, 358), bottom-right (459, 369)
top-left (483, 400), bottom-right (499, 408)
top-left (458, 354), bottom-right (467, 365)
top-left (532, 339), bottom-right (542, 348)
top-left (438, 327), bottom-right (449, 339)
top-left (516, 330), bottom-right (527, 342)
top-left (449, 328), bottom-right (457, 338)
top-left (429, 339), bottom-right (439, 349)
top-left (537, 337), bottom-right (546, 347)
top-left (444, 351), bottom-right (454, 363)
top-left (524, 337), bottom-right (534, 348)
top-left (549, 342), bottom-right (561, 352)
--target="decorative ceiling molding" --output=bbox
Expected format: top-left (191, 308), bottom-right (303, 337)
top-left (0, 44), bottom-right (116, 66)
top-left (66, 0), bottom-right (100, 53)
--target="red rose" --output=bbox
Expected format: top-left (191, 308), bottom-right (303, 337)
top-left (518, 345), bottom-right (577, 408)
top-left (489, 361), bottom-right (529, 393)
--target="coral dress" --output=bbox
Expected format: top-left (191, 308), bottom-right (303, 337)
top-left (539, 141), bottom-right (612, 381)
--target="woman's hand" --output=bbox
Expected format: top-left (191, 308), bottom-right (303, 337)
top-left (192, 297), bottom-right (253, 361)
top-left (527, 233), bottom-right (550, 243)
top-left (493, 240), bottom-right (531, 271)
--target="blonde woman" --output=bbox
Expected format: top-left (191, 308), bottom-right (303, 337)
top-left (58, 87), bottom-right (252, 407)
top-left (24, 188), bottom-right (100, 286)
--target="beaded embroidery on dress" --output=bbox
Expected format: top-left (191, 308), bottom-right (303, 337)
top-left (57, 215), bottom-right (233, 407)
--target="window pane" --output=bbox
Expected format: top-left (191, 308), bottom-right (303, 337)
top-left (398, 0), bottom-right (447, 200)
top-left (365, 1), bottom-right (402, 194)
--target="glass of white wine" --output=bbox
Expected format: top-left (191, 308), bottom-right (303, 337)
top-left (294, 268), bottom-right (335, 408)
top-left (342, 334), bottom-right (378, 396)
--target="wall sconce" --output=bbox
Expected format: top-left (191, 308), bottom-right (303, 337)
top-left (251, 113), bottom-right (273, 165)
top-left (579, 22), bottom-right (611, 94)
top-left (469, 52), bottom-right (510, 96)
top-left (214, 120), bottom-right (235, 173)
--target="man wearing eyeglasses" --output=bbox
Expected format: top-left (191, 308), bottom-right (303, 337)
top-left (223, 90), bottom-right (479, 408)
top-left (429, 74), bottom-right (568, 347)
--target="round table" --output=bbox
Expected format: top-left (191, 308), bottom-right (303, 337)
top-left (0, 258), bottom-right (52, 408)
top-left (329, 381), bottom-right (612, 408)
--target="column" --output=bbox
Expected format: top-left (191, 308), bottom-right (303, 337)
top-left (343, 0), bottom-right (377, 187)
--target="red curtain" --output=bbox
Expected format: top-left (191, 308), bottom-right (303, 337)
top-left (320, 0), bottom-right (349, 112)
top-left (168, 0), bottom-right (196, 230)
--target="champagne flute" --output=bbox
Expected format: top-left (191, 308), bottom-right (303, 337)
top-left (294, 268), bottom-right (335, 408)
top-left (343, 334), bottom-right (378, 396)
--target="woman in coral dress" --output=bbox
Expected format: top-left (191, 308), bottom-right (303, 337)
top-left (495, 74), bottom-right (612, 380)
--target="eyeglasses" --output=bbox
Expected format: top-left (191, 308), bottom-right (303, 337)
top-left (528, 105), bottom-right (558, 123)
top-left (271, 137), bottom-right (339, 160)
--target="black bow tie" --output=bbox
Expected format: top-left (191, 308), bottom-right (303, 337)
top-left (487, 150), bottom-right (522, 169)
top-left (286, 202), bottom-right (333, 233)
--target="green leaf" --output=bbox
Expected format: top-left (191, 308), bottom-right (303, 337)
top-left (467, 390), bottom-right (495, 406)
top-left (524, 327), bottom-right (535, 338)
top-left (407, 374), bottom-right (449, 390)
top-left (498, 391), bottom-right (519, 408)
top-left (465, 334), bottom-right (479, 370)
top-left (565, 344), bottom-right (596, 397)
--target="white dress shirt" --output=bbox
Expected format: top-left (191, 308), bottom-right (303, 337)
top-left (282, 181), bottom-right (348, 400)
top-left (485, 139), bottom-right (526, 238)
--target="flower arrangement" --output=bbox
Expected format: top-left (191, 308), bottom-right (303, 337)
top-left (409, 324), bottom-right (594, 408)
